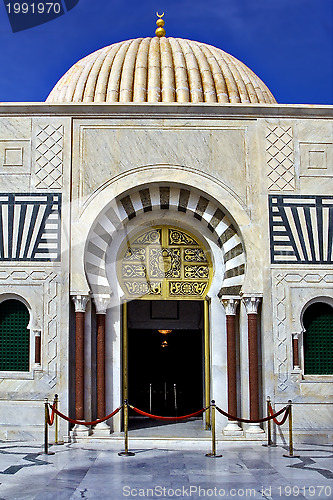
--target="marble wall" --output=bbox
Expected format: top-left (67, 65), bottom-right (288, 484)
top-left (0, 103), bottom-right (332, 441)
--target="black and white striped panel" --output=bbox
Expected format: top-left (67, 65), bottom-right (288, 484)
top-left (85, 186), bottom-right (245, 296)
top-left (269, 195), bottom-right (333, 264)
top-left (0, 193), bottom-right (61, 261)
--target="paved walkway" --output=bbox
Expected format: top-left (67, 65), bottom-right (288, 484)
top-left (0, 441), bottom-right (332, 499)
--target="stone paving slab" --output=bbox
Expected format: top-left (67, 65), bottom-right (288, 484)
top-left (0, 442), bottom-right (332, 500)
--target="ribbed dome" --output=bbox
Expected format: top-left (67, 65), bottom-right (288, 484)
top-left (46, 37), bottom-right (276, 104)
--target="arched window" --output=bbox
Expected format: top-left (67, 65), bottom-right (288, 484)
top-left (0, 299), bottom-right (30, 371)
top-left (303, 302), bottom-right (333, 375)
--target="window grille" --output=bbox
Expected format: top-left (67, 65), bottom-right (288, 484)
top-left (0, 299), bottom-right (30, 371)
top-left (303, 302), bottom-right (333, 375)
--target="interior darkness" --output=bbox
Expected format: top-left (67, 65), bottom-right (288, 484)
top-left (127, 301), bottom-right (204, 427)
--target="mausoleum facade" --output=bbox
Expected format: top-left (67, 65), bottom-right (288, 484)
top-left (0, 29), bottom-right (332, 442)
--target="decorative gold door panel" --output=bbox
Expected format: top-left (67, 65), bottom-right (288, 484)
top-left (118, 227), bottom-right (212, 299)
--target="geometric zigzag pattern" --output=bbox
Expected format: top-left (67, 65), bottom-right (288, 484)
top-left (0, 193), bottom-right (61, 261)
top-left (269, 195), bottom-right (333, 264)
top-left (85, 185), bottom-right (246, 297)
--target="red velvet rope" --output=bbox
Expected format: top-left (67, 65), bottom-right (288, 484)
top-left (129, 406), bottom-right (207, 421)
top-left (268, 404), bottom-right (290, 425)
top-left (215, 404), bottom-right (289, 424)
top-left (48, 404), bottom-right (122, 426)
top-left (46, 405), bottom-right (55, 426)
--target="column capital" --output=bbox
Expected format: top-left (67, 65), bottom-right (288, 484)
top-left (241, 294), bottom-right (262, 314)
top-left (220, 296), bottom-right (240, 316)
top-left (71, 294), bottom-right (89, 313)
top-left (94, 294), bottom-right (111, 315)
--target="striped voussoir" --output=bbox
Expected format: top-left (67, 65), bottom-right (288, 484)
top-left (85, 186), bottom-right (245, 296)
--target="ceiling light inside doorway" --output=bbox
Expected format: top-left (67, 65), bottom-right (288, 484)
top-left (158, 329), bottom-right (172, 335)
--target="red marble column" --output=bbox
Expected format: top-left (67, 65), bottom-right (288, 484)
top-left (226, 314), bottom-right (238, 420)
top-left (292, 334), bottom-right (300, 369)
top-left (75, 311), bottom-right (85, 420)
top-left (221, 297), bottom-right (243, 435)
top-left (242, 295), bottom-right (262, 427)
top-left (72, 295), bottom-right (89, 422)
top-left (221, 297), bottom-right (240, 422)
top-left (93, 295), bottom-right (111, 433)
top-left (34, 331), bottom-right (41, 365)
top-left (96, 314), bottom-right (106, 419)
top-left (247, 312), bottom-right (259, 421)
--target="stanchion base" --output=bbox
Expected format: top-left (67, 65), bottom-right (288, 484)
top-left (283, 454), bottom-right (300, 458)
top-left (205, 453), bottom-right (222, 458)
top-left (262, 443), bottom-right (278, 447)
top-left (39, 451), bottom-right (55, 455)
top-left (54, 441), bottom-right (64, 445)
top-left (118, 451), bottom-right (136, 456)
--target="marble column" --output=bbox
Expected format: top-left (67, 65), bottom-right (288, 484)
top-left (221, 297), bottom-right (243, 435)
top-left (242, 294), bottom-right (264, 436)
top-left (71, 294), bottom-right (90, 437)
top-left (93, 295), bottom-right (111, 436)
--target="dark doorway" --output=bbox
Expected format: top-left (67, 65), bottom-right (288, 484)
top-left (127, 300), bottom-right (204, 427)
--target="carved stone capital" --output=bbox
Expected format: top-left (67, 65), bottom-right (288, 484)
top-left (93, 295), bottom-right (111, 315)
top-left (241, 294), bottom-right (262, 314)
top-left (71, 294), bottom-right (89, 313)
top-left (220, 296), bottom-right (240, 316)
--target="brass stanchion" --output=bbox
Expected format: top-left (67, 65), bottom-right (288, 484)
top-left (54, 394), bottom-right (64, 445)
top-left (283, 400), bottom-right (300, 458)
top-left (206, 400), bottom-right (222, 458)
top-left (118, 400), bottom-right (135, 457)
top-left (43, 398), bottom-right (54, 455)
top-left (54, 394), bottom-right (58, 444)
top-left (262, 396), bottom-right (277, 447)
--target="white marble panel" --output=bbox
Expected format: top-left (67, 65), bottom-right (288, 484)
top-left (78, 126), bottom-right (247, 202)
top-left (0, 117), bottom-right (31, 140)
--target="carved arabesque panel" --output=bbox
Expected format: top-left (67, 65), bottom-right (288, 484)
top-left (119, 226), bottom-right (212, 299)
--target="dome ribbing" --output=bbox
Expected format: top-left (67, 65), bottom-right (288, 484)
top-left (46, 37), bottom-right (276, 104)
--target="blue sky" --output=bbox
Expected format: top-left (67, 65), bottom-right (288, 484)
top-left (0, 0), bottom-right (332, 104)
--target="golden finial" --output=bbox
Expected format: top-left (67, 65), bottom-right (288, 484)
top-left (155, 12), bottom-right (166, 37)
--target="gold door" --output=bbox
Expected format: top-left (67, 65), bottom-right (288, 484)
top-left (120, 225), bottom-right (212, 428)
top-left (118, 226), bottom-right (212, 300)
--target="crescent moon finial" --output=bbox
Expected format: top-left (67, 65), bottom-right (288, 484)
top-left (155, 12), bottom-right (166, 37)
